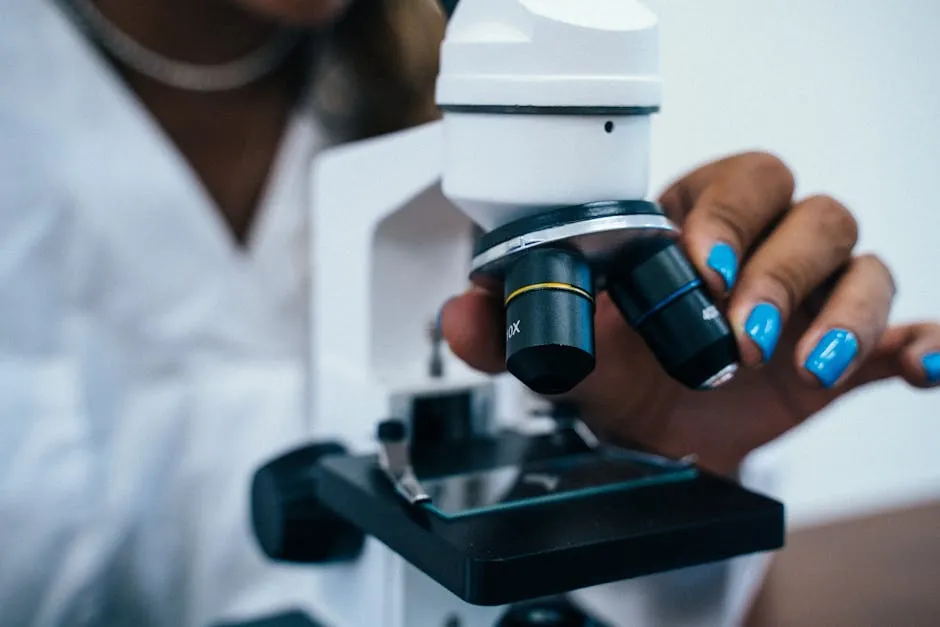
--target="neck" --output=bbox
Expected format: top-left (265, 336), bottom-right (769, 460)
top-left (83, 0), bottom-right (310, 245)
top-left (92, 0), bottom-right (281, 64)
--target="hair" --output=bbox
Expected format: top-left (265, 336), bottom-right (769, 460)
top-left (313, 0), bottom-right (447, 141)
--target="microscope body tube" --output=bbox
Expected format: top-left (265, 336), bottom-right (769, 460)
top-left (441, 111), bottom-right (653, 231)
top-left (436, 0), bottom-right (660, 230)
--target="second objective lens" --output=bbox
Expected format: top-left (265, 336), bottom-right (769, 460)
top-left (504, 248), bottom-right (595, 395)
top-left (606, 237), bottom-right (740, 389)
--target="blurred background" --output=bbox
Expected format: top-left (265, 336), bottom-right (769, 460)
top-left (645, 0), bottom-right (940, 529)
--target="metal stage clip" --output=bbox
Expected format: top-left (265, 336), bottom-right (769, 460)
top-left (377, 419), bottom-right (430, 505)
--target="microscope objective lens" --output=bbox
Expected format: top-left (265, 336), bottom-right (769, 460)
top-left (503, 248), bottom-right (596, 395)
top-left (606, 238), bottom-right (740, 389)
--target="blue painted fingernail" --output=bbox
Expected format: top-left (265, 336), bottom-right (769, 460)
top-left (922, 353), bottom-right (940, 384)
top-left (707, 242), bottom-right (738, 291)
top-left (804, 329), bottom-right (859, 388)
top-left (745, 303), bottom-right (782, 362)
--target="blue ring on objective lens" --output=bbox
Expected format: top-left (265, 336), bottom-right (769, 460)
top-left (632, 279), bottom-right (703, 327)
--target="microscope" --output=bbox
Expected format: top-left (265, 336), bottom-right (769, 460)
top-left (249, 1), bottom-right (784, 625)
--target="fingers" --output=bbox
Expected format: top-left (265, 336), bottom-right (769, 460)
top-left (439, 287), bottom-right (505, 374)
top-left (896, 326), bottom-right (940, 388)
top-left (662, 152), bottom-right (796, 295)
top-left (726, 194), bottom-right (860, 366)
top-left (850, 323), bottom-right (940, 390)
top-left (790, 254), bottom-right (896, 389)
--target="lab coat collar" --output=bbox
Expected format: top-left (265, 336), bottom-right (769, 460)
top-left (17, 1), bottom-right (326, 357)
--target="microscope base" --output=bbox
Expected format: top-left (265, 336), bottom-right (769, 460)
top-left (316, 428), bottom-right (784, 607)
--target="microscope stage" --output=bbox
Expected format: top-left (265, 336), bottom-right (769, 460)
top-left (316, 429), bottom-right (784, 606)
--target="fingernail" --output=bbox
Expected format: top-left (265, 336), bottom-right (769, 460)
top-left (745, 303), bottom-right (782, 362)
top-left (922, 352), bottom-right (940, 384)
top-left (804, 329), bottom-right (859, 388)
top-left (707, 242), bottom-right (738, 292)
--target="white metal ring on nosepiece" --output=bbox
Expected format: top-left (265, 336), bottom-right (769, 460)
top-left (470, 213), bottom-right (679, 277)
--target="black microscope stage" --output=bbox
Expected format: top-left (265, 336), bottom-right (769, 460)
top-left (316, 427), bottom-right (784, 606)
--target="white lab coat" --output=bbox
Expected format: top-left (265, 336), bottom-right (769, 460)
top-left (1, 2), bottom-right (326, 625)
top-left (0, 2), bottom-right (775, 626)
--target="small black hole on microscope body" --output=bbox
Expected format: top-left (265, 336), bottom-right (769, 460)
top-left (604, 121), bottom-right (615, 133)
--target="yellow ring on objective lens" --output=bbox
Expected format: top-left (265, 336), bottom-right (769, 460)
top-left (505, 282), bottom-right (594, 307)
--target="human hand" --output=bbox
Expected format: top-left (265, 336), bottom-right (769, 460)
top-left (441, 152), bottom-right (940, 475)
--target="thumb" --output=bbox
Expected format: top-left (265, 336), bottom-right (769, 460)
top-left (440, 287), bottom-right (506, 374)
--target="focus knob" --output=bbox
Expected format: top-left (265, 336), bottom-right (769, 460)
top-left (498, 599), bottom-right (592, 627)
top-left (251, 441), bottom-right (364, 564)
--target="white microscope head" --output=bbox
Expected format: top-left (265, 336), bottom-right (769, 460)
top-left (435, 0), bottom-right (739, 397)
top-left (435, 0), bottom-right (662, 230)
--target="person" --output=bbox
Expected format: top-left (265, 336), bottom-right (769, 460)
top-left (0, 0), bottom-right (937, 626)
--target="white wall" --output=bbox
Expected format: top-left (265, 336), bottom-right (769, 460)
top-left (643, 0), bottom-right (940, 527)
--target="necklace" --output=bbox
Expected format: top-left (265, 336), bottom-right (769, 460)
top-left (65, 0), bottom-right (303, 92)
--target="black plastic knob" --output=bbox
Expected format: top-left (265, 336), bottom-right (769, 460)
top-left (251, 441), bottom-right (365, 564)
top-left (377, 418), bottom-right (407, 443)
top-left (498, 598), bottom-right (593, 627)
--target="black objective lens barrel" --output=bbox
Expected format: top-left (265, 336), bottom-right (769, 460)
top-left (607, 238), bottom-right (740, 389)
top-left (504, 248), bottom-right (595, 395)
